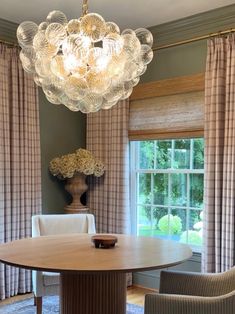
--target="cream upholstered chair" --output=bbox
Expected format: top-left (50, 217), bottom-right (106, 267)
top-left (144, 267), bottom-right (235, 314)
top-left (32, 214), bottom-right (96, 314)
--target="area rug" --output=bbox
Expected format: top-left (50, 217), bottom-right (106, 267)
top-left (0, 296), bottom-right (144, 314)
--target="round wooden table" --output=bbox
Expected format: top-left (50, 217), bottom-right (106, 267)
top-left (0, 234), bottom-right (192, 314)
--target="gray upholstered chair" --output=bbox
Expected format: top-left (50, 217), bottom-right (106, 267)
top-left (144, 267), bottom-right (235, 314)
top-left (32, 214), bottom-right (96, 314)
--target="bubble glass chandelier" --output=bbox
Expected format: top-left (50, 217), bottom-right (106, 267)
top-left (17, 0), bottom-right (154, 113)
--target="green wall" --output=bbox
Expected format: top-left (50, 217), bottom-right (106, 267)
top-left (39, 90), bottom-right (86, 214)
top-left (142, 4), bottom-right (235, 82)
top-left (0, 18), bottom-right (86, 214)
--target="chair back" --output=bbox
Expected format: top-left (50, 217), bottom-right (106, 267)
top-left (32, 214), bottom-right (96, 237)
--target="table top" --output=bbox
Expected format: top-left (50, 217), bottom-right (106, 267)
top-left (0, 234), bottom-right (192, 273)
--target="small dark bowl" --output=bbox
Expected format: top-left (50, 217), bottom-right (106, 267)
top-left (91, 235), bottom-right (118, 249)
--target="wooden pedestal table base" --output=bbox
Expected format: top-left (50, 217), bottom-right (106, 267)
top-left (60, 272), bottom-right (126, 314)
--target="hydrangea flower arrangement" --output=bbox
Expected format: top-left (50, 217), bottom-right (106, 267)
top-left (49, 148), bottom-right (105, 179)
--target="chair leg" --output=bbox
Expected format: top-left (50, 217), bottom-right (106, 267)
top-left (35, 296), bottom-right (42, 314)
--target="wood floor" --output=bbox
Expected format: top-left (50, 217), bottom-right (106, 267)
top-left (0, 286), bottom-right (157, 307)
top-left (127, 285), bottom-right (157, 306)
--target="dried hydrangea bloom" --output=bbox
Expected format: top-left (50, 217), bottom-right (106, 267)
top-left (49, 148), bottom-right (105, 179)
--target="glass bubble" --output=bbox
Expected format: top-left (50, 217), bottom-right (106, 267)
top-left (46, 10), bottom-right (67, 25)
top-left (86, 70), bottom-right (110, 94)
top-left (103, 33), bottom-right (123, 56)
top-left (80, 13), bottom-right (106, 42)
top-left (67, 19), bottom-right (81, 34)
top-left (79, 93), bottom-right (103, 112)
top-left (120, 81), bottom-right (133, 100)
top-left (45, 93), bottom-right (61, 105)
top-left (38, 22), bottom-right (49, 31)
top-left (130, 76), bottom-right (140, 87)
top-left (106, 53), bottom-right (126, 78)
top-left (45, 23), bottom-right (67, 46)
top-left (72, 63), bottom-right (88, 77)
top-left (17, 21), bottom-right (38, 47)
top-left (64, 75), bottom-right (88, 100)
top-left (122, 29), bottom-right (135, 36)
top-left (33, 31), bottom-right (58, 58)
top-left (139, 44), bottom-right (154, 64)
top-left (106, 22), bottom-right (120, 35)
top-left (135, 28), bottom-right (153, 47)
top-left (20, 46), bottom-right (36, 62)
top-left (64, 99), bottom-right (81, 112)
top-left (88, 47), bottom-right (110, 72)
top-left (123, 61), bottom-right (139, 81)
top-left (35, 57), bottom-right (52, 77)
top-left (20, 49), bottom-right (36, 73)
top-left (62, 35), bottom-right (88, 59)
top-left (122, 33), bottom-right (141, 58)
top-left (101, 99), bottom-right (117, 110)
top-left (63, 52), bottom-right (87, 75)
top-left (34, 74), bottom-right (51, 87)
top-left (120, 88), bottom-right (133, 100)
top-left (42, 83), bottom-right (64, 100)
top-left (135, 61), bottom-right (147, 76)
top-left (103, 83), bottom-right (124, 102)
top-left (50, 55), bottom-right (69, 79)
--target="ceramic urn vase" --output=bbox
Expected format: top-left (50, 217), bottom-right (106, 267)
top-left (64, 172), bottom-right (89, 214)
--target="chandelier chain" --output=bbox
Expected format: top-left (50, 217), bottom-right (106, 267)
top-left (82, 0), bottom-right (89, 16)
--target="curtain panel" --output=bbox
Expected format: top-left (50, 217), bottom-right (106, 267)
top-left (0, 44), bottom-right (41, 299)
top-left (86, 100), bottom-right (130, 234)
top-left (202, 35), bottom-right (235, 272)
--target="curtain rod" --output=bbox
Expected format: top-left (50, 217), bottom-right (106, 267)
top-left (0, 38), bottom-right (18, 47)
top-left (1, 27), bottom-right (235, 50)
top-left (153, 28), bottom-right (235, 51)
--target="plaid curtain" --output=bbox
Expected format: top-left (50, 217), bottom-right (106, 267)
top-left (202, 35), bottom-right (235, 273)
top-left (86, 100), bottom-right (131, 285)
top-left (86, 100), bottom-right (130, 234)
top-left (0, 43), bottom-right (41, 299)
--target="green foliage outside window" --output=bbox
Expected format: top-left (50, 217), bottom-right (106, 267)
top-left (136, 138), bottom-right (204, 248)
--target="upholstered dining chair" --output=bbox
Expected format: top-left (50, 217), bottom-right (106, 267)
top-left (32, 214), bottom-right (96, 314)
top-left (144, 267), bottom-right (235, 314)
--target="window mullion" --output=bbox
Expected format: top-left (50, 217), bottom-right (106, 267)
top-left (186, 173), bottom-right (190, 244)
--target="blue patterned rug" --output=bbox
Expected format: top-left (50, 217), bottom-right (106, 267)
top-left (0, 296), bottom-right (144, 314)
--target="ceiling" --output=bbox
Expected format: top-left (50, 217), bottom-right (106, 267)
top-left (0, 0), bottom-right (234, 30)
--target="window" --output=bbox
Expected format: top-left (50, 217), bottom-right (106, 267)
top-left (130, 138), bottom-right (204, 252)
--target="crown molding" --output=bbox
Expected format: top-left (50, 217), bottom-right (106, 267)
top-left (1, 4), bottom-right (235, 47)
top-left (0, 18), bottom-right (18, 43)
top-left (149, 4), bottom-right (235, 47)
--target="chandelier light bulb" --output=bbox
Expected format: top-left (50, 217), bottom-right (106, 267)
top-left (17, 2), bottom-right (154, 113)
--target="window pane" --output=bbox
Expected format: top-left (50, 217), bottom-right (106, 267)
top-left (170, 174), bottom-right (187, 206)
top-left (156, 140), bottom-right (171, 169)
top-left (137, 205), bottom-right (151, 236)
top-left (139, 141), bottom-right (154, 169)
top-left (190, 174), bottom-right (204, 208)
top-left (173, 139), bottom-right (190, 169)
top-left (187, 210), bottom-right (203, 246)
top-left (153, 173), bottom-right (168, 205)
top-left (154, 207), bottom-right (168, 239)
top-left (169, 208), bottom-right (186, 242)
top-left (193, 138), bottom-right (204, 169)
top-left (138, 173), bottom-right (151, 204)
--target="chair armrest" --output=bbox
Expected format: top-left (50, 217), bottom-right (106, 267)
top-left (144, 291), bottom-right (235, 314)
top-left (159, 270), bottom-right (234, 296)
